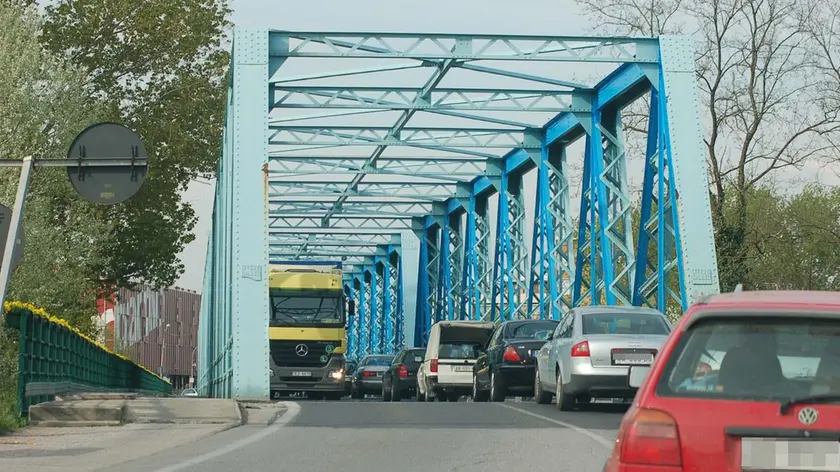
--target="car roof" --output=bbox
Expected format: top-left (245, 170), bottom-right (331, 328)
top-left (699, 290), bottom-right (840, 307)
top-left (573, 305), bottom-right (665, 315)
top-left (502, 319), bottom-right (560, 326)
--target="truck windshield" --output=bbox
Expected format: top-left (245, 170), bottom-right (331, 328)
top-left (270, 289), bottom-right (345, 327)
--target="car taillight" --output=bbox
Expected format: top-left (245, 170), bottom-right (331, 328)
top-left (571, 340), bottom-right (590, 357)
top-left (503, 346), bottom-right (521, 362)
top-left (619, 408), bottom-right (682, 467)
top-left (398, 365), bottom-right (408, 377)
top-left (430, 359), bottom-right (438, 373)
top-left (362, 370), bottom-right (376, 377)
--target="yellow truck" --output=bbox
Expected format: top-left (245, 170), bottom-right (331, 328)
top-left (268, 261), bottom-right (351, 400)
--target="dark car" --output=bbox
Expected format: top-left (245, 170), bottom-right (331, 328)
top-left (349, 354), bottom-right (394, 399)
top-left (471, 319), bottom-right (559, 402)
top-left (344, 359), bottom-right (358, 395)
top-left (381, 348), bottom-right (425, 402)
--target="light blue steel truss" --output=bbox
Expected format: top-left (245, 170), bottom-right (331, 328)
top-left (199, 30), bottom-right (720, 399)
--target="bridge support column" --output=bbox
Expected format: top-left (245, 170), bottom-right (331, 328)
top-left (444, 213), bottom-right (464, 321)
top-left (631, 37), bottom-right (721, 314)
top-left (462, 194), bottom-right (492, 321)
top-left (491, 170), bottom-right (528, 322)
top-left (206, 29), bottom-right (270, 400)
top-left (528, 134), bottom-right (574, 320)
top-left (413, 216), bottom-right (440, 346)
top-left (344, 283), bottom-right (357, 360)
top-left (389, 250), bottom-right (404, 351)
top-left (375, 255), bottom-right (387, 354)
top-left (364, 267), bottom-right (376, 355)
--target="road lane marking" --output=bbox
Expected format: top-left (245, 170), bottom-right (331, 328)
top-left (496, 403), bottom-right (614, 448)
top-left (154, 402), bottom-right (301, 472)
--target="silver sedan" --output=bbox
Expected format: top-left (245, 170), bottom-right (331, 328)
top-left (534, 306), bottom-right (672, 410)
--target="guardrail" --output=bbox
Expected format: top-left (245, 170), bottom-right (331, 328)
top-left (3, 301), bottom-right (171, 416)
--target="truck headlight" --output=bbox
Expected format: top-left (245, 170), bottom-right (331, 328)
top-left (329, 369), bottom-right (344, 380)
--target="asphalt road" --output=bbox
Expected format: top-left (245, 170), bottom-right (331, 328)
top-left (112, 398), bottom-right (625, 472)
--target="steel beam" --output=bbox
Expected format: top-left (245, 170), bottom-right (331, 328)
top-left (269, 31), bottom-right (659, 63)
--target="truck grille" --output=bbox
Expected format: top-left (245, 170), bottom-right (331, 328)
top-left (269, 340), bottom-right (338, 367)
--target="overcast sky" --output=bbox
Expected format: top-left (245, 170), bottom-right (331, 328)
top-left (173, 0), bottom-right (838, 293)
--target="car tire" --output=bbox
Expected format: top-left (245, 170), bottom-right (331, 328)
top-left (489, 371), bottom-right (506, 402)
top-left (391, 382), bottom-right (400, 402)
top-left (555, 370), bottom-right (574, 411)
top-left (534, 369), bottom-right (552, 404)
top-left (382, 382), bottom-right (392, 402)
top-left (472, 373), bottom-right (489, 402)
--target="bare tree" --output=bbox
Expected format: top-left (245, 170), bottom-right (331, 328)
top-left (575, 0), bottom-right (840, 290)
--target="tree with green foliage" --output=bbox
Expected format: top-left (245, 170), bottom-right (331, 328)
top-left (38, 0), bottom-right (231, 289)
top-left (0, 1), bottom-right (106, 430)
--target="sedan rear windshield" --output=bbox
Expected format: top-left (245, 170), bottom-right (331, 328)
top-left (363, 356), bottom-right (393, 367)
top-left (403, 349), bottom-right (425, 364)
top-left (582, 312), bottom-right (670, 335)
top-left (507, 320), bottom-right (559, 340)
top-left (655, 314), bottom-right (840, 401)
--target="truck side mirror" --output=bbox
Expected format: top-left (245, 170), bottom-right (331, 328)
top-left (347, 300), bottom-right (355, 317)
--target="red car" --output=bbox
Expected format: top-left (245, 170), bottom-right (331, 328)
top-left (604, 290), bottom-right (840, 472)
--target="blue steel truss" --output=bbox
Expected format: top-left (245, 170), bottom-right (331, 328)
top-left (198, 31), bottom-right (720, 399)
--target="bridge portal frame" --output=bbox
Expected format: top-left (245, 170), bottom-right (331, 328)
top-left (199, 30), bottom-right (720, 399)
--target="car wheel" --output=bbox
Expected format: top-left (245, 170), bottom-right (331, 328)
top-left (555, 370), bottom-right (574, 411)
top-left (472, 373), bottom-right (488, 402)
top-left (391, 382), bottom-right (400, 402)
top-left (489, 371), bottom-right (506, 402)
top-left (534, 369), bottom-right (552, 405)
top-left (382, 382), bottom-right (392, 402)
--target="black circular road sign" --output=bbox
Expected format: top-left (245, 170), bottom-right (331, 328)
top-left (0, 204), bottom-right (24, 272)
top-left (66, 122), bottom-right (148, 205)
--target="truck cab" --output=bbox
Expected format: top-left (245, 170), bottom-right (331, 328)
top-left (268, 262), bottom-right (349, 400)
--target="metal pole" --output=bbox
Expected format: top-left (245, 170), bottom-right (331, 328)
top-left (0, 157), bottom-right (34, 309)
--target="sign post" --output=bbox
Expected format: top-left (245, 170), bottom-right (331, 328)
top-left (0, 122), bottom-right (149, 312)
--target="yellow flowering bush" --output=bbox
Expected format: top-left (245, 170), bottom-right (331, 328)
top-left (3, 301), bottom-right (169, 384)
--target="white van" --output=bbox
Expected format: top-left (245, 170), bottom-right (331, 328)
top-left (417, 320), bottom-right (496, 402)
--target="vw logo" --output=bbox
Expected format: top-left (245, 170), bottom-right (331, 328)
top-left (295, 344), bottom-right (309, 357)
top-left (797, 407), bottom-right (819, 425)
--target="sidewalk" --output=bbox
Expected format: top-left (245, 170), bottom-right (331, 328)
top-left (0, 402), bottom-right (287, 472)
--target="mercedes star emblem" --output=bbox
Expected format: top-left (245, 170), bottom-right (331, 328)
top-left (797, 407), bottom-right (818, 425)
top-left (295, 344), bottom-right (309, 357)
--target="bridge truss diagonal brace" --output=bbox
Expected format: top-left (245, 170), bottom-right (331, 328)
top-left (209, 29), bottom-right (270, 401)
top-left (527, 136), bottom-right (575, 321)
top-left (462, 190), bottom-right (493, 321)
top-left (491, 160), bottom-right (531, 323)
top-left (571, 88), bottom-right (634, 308)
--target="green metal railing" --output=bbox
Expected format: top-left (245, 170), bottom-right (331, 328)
top-left (3, 302), bottom-right (171, 415)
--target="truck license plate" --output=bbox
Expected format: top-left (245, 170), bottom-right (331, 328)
top-left (292, 371), bottom-right (312, 377)
top-left (454, 366), bottom-right (472, 372)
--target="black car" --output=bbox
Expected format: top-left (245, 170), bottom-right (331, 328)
top-left (381, 347), bottom-right (425, 402)
top-left (472, 319), bottom-right (559, 402)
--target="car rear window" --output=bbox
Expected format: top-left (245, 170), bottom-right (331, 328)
top-left (507, 320), bottom-right (559, 340)
top-left (404, 349), bottom-right (425, 364)
top-left (438, 342), bottom-right (482, 359)
top-left (655, 314), bottom-right (840, 401)
top-left (582, 312), bottom-right (670, 335)
top-left (363, 356), bottom-right (393, 366)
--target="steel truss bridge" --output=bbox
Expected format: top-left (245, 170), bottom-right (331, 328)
top-left (198, 28), bottom-right (721, 399)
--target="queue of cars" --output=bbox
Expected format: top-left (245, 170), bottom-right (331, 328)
top-left (344, 290), bottom-right (840, 471)
top-left (346, 305), bottom-right (673, 406)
